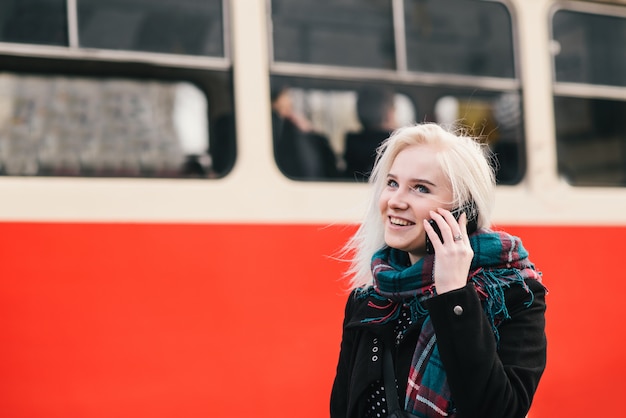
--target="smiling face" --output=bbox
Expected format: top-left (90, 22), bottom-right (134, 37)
top-left (378, 144), bottom-right (454, 263)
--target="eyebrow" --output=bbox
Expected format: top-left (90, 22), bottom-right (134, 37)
top-left (387, 173), bottom-right (437, 187)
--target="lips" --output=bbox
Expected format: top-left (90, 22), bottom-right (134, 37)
top-left (389, 216), bottom-right (415, 226)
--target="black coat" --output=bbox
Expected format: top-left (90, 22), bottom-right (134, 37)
top-left (330, 279), bottom-right (547, 418)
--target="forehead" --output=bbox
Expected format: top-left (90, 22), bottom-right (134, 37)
top-left (390, 144), bottom-right (441, 173)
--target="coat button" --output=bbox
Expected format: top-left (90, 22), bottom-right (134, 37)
top-left (372, 355), bottom-right (378, 362)
top-left (453, 305), bottom-right (464, 316)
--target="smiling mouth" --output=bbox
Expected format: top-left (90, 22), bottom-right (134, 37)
top-left (389, 216), bottom-right (415, 226)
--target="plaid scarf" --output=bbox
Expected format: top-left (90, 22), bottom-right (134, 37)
top-left (365, 229), bottom-right (542, 417)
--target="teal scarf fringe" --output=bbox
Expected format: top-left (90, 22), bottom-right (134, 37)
top-left (361, 228), bottom-right (542, 342)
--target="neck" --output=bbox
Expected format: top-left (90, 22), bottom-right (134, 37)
top-left (408, 251), bottom-right (424, 265)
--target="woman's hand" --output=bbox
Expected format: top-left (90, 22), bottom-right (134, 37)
top-left (423, 208), bottom-right (474, 294)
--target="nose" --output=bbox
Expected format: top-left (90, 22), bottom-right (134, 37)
top-left (387, 188), bottom-right (409, 210)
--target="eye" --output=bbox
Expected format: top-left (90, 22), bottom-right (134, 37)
top-left (411, 184), bottom-right (430, 194)
top-left (386, 178), bottom-right (398, 188)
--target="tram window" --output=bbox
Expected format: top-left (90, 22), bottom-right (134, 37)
top-left (77, 0), bottom-right (224, 57)
top-left (271, 0), bottom-right (514, 78)
top-left (269, 77), bottom-right (524, 184)
top-left (403, 0), bottom-right (515, 78)
top-left (0, 0), bottom-right (68, 46)
top-left (552, 10), bottom-right (626, 87)
top-left (551, 9), bottom-right (626, 187)
top-left (554, 97), bottom-right (626, 187)
top-left (0, 73), bottom-right (234, 179)
top-left (271, 0), bottom-right (395, 69)
top-left (269, 0), bottom-right (523, 184)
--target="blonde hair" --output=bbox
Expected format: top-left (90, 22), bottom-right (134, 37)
top-left (343, 123), bottom-right (496, 290)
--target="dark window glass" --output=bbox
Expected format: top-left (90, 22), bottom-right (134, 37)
top-left (77, 0), bottom-right (224, 57)
top-left (404, 0), bottom-right (515, 77)
top-left (554, 97), bottom-right (626, 186)
top-left (434, 91), bottom-right (526, 185)
top-left (0, 67), bottom-right (235, 179)
top-left (552, 10), bottom-right (626, 187)
top-left (269, 77), bottom-right (524, 184)
top-left (271, 0), bottom-right (395, 69)
top-left (552, 10), bottom-right (626, 87)
top-left (0, 0), bottom-right (68, 46)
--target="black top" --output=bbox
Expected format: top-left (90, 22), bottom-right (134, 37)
top-left (330, 279), bottom-right (547, 418)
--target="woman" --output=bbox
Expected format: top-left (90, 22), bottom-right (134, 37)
top-left (330, 123), bottom-right (547, 418)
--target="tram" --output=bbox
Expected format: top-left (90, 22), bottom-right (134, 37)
top-left (1, 0), bottom-right (625, 417)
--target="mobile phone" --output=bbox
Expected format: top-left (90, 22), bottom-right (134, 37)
top-left (425, 203), bottom-right (478, 254)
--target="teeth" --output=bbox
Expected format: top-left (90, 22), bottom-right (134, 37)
top-left (390, 217), bottom-right (414, 226)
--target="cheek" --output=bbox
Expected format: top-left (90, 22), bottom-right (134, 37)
top-left (416, 206), bottom-right (431, 222)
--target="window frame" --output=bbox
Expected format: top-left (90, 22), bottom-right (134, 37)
top-left (0, 0), bottom-right (236, 179)
top-left (267, 0), bottom-right (526, 185)
top-left (549, 1), bottom-right (626, 187)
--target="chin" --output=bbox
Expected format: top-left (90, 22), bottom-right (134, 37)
top-left (385, 238), bottom-right (427, 256)
top-left (385, 240), bottom-right (415, 253)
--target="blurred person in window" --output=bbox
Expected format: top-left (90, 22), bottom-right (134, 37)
top-left (343, 86), bottom-right (398, 181)
top-left (271, 84), bottom-right (338, 179)
top-left (331, 123), bottom-right (547, 418)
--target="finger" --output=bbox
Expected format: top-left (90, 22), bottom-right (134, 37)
top-left (423, 218), bottom-right (444, 252)
top-left (437, 208), bottom-right (469, 243)
top-left (435, 208), bottom-right (458, 243)
top-left (458, 212), bottom-right (468, 234)
top-left (456, 212), bottom-right (468, 242)
top-left (423, 217), bottom-right (439, 242)
top-left (430, 209), bottom-right (450, 236)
